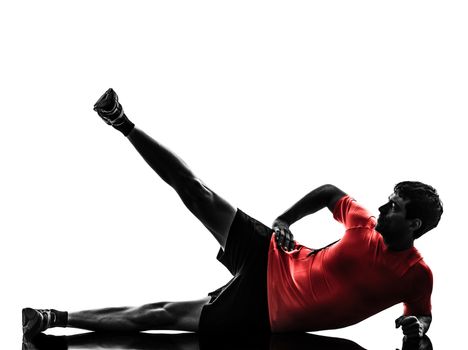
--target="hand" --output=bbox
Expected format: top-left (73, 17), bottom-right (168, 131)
top-left (400, 335), bottom-right (432, 350)
top-left (395, 316), bottom-right (424, 340)
top-left (273, 220), bottom-right (296, 252)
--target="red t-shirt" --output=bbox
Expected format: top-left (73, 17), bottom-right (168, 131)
top-left (267, 195), bottom-right (433, 332)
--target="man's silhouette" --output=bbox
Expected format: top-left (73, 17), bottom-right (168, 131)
top-left (22, 89), bottom-right (442, 340)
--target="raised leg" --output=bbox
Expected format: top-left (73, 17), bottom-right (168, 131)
top-left (126, 127), bottom-right (236, 249)
top-left (93, 89), bottom-right (236, 249)
top-left (67, 296), bottom-right (211, 332)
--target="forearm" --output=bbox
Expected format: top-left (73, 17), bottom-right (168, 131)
top-left (275, 184), bottom-right (342, 226)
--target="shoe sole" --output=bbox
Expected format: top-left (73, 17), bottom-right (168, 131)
top-left (22, 308), bottom-right (43, 338)
top-left (94, 88), bottom-right (116, 110)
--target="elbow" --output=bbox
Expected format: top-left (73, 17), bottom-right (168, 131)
top-left (320, 184), bottom-right (339, 192)
top-left (320, 184), bottom-right (346, 211)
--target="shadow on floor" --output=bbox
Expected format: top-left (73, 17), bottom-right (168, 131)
top-left (22, 331), bottom-right (432, 350)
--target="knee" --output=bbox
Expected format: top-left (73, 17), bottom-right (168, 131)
top-left (132, 302), bottom-right (175, 329)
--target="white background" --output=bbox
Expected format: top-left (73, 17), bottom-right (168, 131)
top-left (1, 1), bottom-right (467, 349)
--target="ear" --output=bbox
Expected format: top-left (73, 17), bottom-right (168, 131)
top-left (410, 218), bottom-right (422, 232)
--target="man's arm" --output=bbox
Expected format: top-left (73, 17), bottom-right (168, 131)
top-left (396, 315), bottom-right (432, 339)
top-left (272, 184), bottom-right (346, 251)
top-left (275, 184), bottom-right (346, 224)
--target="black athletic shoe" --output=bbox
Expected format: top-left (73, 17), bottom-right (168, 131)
top-left (93, 88), bottom-right (125, 125)
top-left (22, 308), bottom-right (57, 338)
top-left (93, 88), bottom-right (135, 136)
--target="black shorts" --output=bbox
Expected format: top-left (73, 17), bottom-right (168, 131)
top-left (198, 209), bottom-right (273, 333)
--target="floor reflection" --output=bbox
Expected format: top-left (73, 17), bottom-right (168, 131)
top-left (22, 331), bottom-right (432, 350)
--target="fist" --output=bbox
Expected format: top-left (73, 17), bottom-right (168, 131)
top-left (395, 316), bottom-right (424, 339)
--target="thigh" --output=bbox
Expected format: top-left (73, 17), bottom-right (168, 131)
top-left (198, 254), bottom-right (271, 333)
top-left (199, 210), bottom-right (272, 333)
top-left (216, 209), bottom-right (272, 276)
top-left (183, 178), bottom-right (236, 250)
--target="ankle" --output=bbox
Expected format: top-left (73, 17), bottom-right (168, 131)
top-left (113, 114), bottom-right (135, 136)
top-left (51, 309), bottom-right (68, 327)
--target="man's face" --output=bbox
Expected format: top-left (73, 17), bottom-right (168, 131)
top-left (376, 193), bottom-right (414, 247)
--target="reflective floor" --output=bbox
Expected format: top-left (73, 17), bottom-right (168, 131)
top-left (22, 332), bottom-right (432, 350)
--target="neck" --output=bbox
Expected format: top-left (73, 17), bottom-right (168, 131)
top-left (386, 240), bottom-right (414, 252)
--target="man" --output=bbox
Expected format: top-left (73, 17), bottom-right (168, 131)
top-left (22, 89), bottom-right (443, 339)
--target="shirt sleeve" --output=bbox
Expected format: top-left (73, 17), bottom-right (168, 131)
top-left (403, 262), bottom-right (433, 316)
top-left (333, 195), bottom-right (376, 230)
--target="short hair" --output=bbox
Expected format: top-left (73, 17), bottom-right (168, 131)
top-left (394, 181), bottom-right (443, 239)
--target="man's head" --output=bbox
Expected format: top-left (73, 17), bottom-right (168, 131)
top-left (376, 181), bottom-right (443, 249)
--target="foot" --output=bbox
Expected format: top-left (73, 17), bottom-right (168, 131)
top-left (93, 88), bottom-right (135, 136)
top-left (22, 308), bottom-right (57, 338)
top-left (93, 88), bottom-right (125, 125)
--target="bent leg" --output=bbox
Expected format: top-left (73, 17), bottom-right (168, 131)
top-left (127, 127), bottom-right (235, 249)
top-left (67, 296), bottom-right (211, 332)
